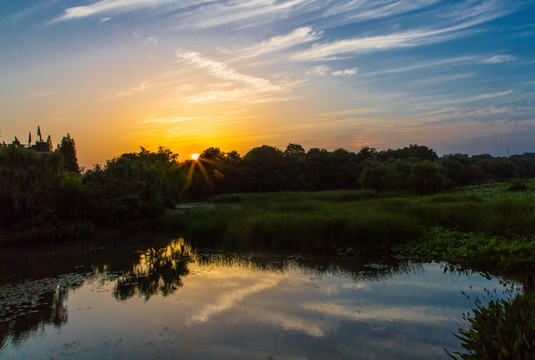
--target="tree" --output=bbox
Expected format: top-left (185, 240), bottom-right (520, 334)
top-left (46, 135), bottom-right (53, 152)
top-left (284, 143), bottom-right (305, 158)
top-left (360, 163), bottom-right (399, 192)
top-left (355, 146), bottom-right (377, 163)
top-left (240, 145), bottom-right (286, 192)
top-left (411, 160), bottom-right (445, 194)
top-left (57, 133), bottom-right (79, 173)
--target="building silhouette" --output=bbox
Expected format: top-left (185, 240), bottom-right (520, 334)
top-left (4, 126), bottom-right (52, 153)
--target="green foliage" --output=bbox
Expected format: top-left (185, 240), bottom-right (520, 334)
top-left (410, 196), bottom-right (535, 237)
top-left (448, 292), bottom-right (535, 359)
top-left (411, 160), bottom-right (445, 194)
top-left (400, 228), bottom-right (535, 278)
top-left (507, 180), bottom-right (528, 191)
top-left (360, 163), bottom-right (399, 191)
top-left (83, 147), bottom-right (184, 225)
top-left (0, 146), bottom-right (63, 224)
top-left (0, 146), bottom-right (95, 243)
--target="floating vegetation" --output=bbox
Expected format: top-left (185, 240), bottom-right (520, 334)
top-left (0, 271), bottom-right (121, 323)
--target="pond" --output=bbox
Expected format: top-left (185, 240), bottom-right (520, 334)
top-left (0, 237), bottom-right (518, 359)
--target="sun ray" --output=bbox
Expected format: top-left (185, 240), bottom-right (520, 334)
top-left (196, 160), bottom-right (214, 190)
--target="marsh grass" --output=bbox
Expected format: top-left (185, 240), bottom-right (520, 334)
top-left (170, 190), bottom-right (419, 252)
top-left (160, 182), bottom-right (535, 253)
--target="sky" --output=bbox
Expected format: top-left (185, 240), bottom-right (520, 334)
top-left (1, 0), bottom-right (535, 168)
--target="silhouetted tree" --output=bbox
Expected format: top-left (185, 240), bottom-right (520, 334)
top-left (283, 144), bottom-right (306, 190)
top-left (377, 144), bottom-right (438, 162)
top-left (355, 146), bottom-right (377, 163)
top-left (57, 133), bottom-right (79, 173)
top-left (46, 135), bottom-right (53, 152)
top-left (240, 145), bottom-right (286, 192)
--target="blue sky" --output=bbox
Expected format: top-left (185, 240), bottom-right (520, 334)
top-left (1, 0), bottom-right (535, 166)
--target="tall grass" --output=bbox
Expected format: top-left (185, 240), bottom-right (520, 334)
top-left (168, 190), bottom-right (418, 252)
top-left (412, 196), bottom-right (535, 237)
top-left (158, 185), bottom-right (535, 253)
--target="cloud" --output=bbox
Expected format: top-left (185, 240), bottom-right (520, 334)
top-left (471, 90), bottom-right (513, 101)
top-left (332, 67), bottom-right (358, 76)
top-left (363, 56), bottom-right (478, 78)
top-left (228, 27), bottom-right (321, 61)
top-left (100, 17), bottom-right (111, 22)
top-left (173, 49), bottom-right (301, 105)
top-left (464, 106), bottom-right (509, 117)
top-left (302, 301), bottom-right (455, 324)
top-left (10, 91), bottom-right (51, 104)
top-left (182, 0), bottom-right (308, 29)
top-left (306, 65), bottom-right (330, 76)
top-left (176, 49), bottom-right (271, 88)
top-left (291, 0), bottom-right (517, 62)
top-left (483, 55), bottom-right (516, 64)
top-left (323, 0), bottom-right (441, 26)
top-left (291, 29), bottom-right (455, 62)
top-left (145, 36), bottom-right (158, 45)
top-left (53, 0), bottom-right (195, 22)
top-left (102, 81), bottom-right (148, 99)
top-left (187, 277), bottom-right (281, 324)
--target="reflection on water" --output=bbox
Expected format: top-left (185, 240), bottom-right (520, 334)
top-left (0, 237), bottom-right (519, 359)
top-left (114, 239), bottom-right (194, 301)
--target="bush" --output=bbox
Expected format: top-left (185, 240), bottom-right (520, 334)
top-left (449, 292), bottom-right (535, 359)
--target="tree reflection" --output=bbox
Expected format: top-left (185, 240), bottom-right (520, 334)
top-left (113, 238), bottom-right (195, 301)
top-left (0, 289), bottom-right (69, 349)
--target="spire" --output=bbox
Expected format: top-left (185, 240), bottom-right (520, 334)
top-left (37, 125), bottom-right (42, 142)
top-left (28, 131), bottom-right (32, 146)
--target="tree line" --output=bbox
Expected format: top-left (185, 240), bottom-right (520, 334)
top-left (1, 138), bottom-right (534, 243)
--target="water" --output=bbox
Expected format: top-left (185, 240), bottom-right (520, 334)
top-left (0, 237), bottom-right (517, 359)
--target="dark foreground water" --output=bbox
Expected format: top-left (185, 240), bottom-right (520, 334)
top-left (0, 237), bottom-right (517, 359)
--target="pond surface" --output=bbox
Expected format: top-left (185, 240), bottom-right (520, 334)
top-left (0, 237), bottom-right (517, 359)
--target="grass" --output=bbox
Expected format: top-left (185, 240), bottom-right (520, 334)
top-left (160, 182), bottom-right (535, 255)
top-left (164, 190), bottom-right (421, 253)
top-left (454, 178), bottom-right (535, 200)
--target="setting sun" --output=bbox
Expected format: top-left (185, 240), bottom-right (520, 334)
top-left (191, 153), bottom-right (200, 161)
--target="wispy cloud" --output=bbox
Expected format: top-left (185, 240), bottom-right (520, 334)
top-left (323, 0), bottom-right (440, 26)
top-left (483, 55), bottom-right (516, 64)
top-left (10, 91), bottom-right (50, 104)
top-left (332, 67), bottom-right (358, 76)
top-left (227, 27), bottom-right (321, 61)
top-left (102, 81), bottom-right (148, 99)
top-left (175, 49), bottom-right (298, 104)
top-left (470, 90), bottom-right (513, 101)
top-left (291, 29), bottom-right (457, 61)
top-left (145, 36), bottom-right (158, 45)
top-left (176, 49), bottom-right (272, 88)
top-left (181, 0), bottom-right (308, 29)
top-left (363, 56), bottom-right (478, 78)
top-left (188, 277), bottom-right (281, 324)
top-left (53, 0), bottom-right (200, 22)
top-left (292, 0), bottom-right (517, 62)
top-left (306, 65), bottom-right (330, 77)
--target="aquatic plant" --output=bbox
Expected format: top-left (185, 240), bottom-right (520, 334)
top-left (447, 292), bottom-right (535, 359)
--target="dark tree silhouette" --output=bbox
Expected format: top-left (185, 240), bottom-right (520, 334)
top-left (57, 133), bottom-right (79, 173)
top-left (46, 135), bottom-right (53, 152)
